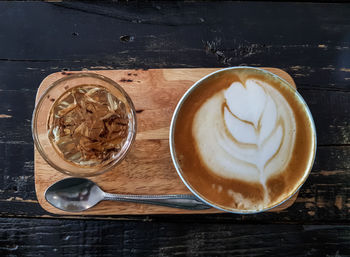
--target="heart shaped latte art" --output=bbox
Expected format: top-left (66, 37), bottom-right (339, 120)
top-left (224, 80), bottom-right (267, 128)
top-left (192, 78), bottom-right (296, 205)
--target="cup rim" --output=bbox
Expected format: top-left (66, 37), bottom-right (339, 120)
top-left (32, 72), bottom-right (137, 177)
top-left (169, 66), bottom-right (317, 214)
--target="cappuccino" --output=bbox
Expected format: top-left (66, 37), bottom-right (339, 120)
top-left (172, 68), bottom-right (316, 212)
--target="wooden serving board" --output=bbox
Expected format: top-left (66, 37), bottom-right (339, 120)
top-left (35, 68), bottom-right (298, 215)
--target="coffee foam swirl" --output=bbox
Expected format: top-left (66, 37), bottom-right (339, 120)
top-left (192, 78), bottom-right (296, 205)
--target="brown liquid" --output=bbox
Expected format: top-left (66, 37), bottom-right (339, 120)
top-left (173, 68), bottom-right (315, 211)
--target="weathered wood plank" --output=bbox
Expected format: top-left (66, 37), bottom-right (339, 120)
top-left (0, 90), bottom-right (35, 145)
top-left (0, 218), bottom-right (349, 256)
top-left (299, 89), bottom-right (350, 146)
top-left (0, 2), bottom-right (349, 89)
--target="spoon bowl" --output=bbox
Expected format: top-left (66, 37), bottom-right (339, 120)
top-left (45, 178), bottom-right (105, 212)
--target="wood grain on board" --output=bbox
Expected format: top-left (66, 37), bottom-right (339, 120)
top-left (35, 67), bottom-right (298, 215)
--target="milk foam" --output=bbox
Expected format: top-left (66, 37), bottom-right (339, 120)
top-left (192, 78), bottom-right (296, 204)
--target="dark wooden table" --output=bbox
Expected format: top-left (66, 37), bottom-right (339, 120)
top-left (0, 2), bottom-right (349, 256)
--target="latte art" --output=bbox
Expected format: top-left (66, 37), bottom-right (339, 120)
top-left (193, 79), bottom-right (296, 206)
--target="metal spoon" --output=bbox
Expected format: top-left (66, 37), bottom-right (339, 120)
top-left (45, 177), bottom-right (210, 212)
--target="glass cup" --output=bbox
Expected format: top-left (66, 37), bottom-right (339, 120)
top-left (32, 72), bottom-right (137, 177)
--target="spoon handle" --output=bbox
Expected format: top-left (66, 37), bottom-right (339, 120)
top-left (103, 193), bottom-right (211, 210)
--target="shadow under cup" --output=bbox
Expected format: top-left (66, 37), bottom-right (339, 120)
top-left (169, 67), bottom-right (316, 214)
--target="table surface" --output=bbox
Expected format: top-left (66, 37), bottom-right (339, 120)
top-left (0, 2), bottom-right (349, 256)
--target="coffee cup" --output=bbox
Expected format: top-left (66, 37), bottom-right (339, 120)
top-left (169, 67), bottom-right (316, 213)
